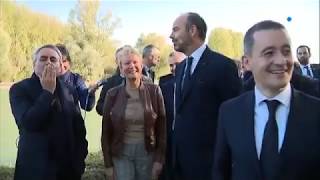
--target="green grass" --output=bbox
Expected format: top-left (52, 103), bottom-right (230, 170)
top-left (0, 88), bottom-right (103, 167)
top-left (0, 166), bottom-right (14, 180)
top-left (0, 89), bottom-right (18, 167)
top-left (0, 151), bottom-right (107, 180)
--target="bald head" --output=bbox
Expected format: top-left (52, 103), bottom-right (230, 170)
top-left (168, 51), bottom-right (186, 75)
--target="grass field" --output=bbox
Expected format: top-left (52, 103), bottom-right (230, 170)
top-left (0, 88), bottom-right (103, 167)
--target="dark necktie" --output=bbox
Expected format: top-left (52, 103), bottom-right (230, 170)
top-left (181, 56), bottom-right (193, 95)
top-left (260, 100), bottom-right (281, 180)
top-left (304, 66), bottom-right (312, 77)
top-left (148, 69), bottom-right (154, 81)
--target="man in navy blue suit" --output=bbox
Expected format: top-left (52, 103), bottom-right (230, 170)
top-left (159, 51), bottom-right (185, 180)
top-left (9, 44), bottom-right (88, 180)
top-left (169, 12), bottom-right (241, 180)
top-left (213, 20), bottom-right (320, 180)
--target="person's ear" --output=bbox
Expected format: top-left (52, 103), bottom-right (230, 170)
top-left (243, 55), bottom-right (251, 71)
top-left (189, 24), bottom-right (197, 37)
top-left (57, 58), bottom-right (63, 76)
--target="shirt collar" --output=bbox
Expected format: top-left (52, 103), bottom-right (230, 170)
top-left (144, 65), bottom-right (151, 72)
top-left (190, 43), bottom-right (206, 62)
top-left (300, 63), bottom-right (311, 69)
top-left (61, 70), bottom-right (71, 82)
top-left (255, 83), bottom-right (291, 108)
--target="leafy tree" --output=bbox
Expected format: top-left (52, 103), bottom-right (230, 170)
top-left (208, 28), bottom-right (243, 60)
top-left (0, 1), bottom-right (65, 81)
top-left (0, 28), bottom-right (13, 82)
top-left (66, 0), bottom-right (119, 81)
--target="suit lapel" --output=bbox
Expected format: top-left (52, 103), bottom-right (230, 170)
top-left (29, 73), bottom-right (44, 98)
top-left (181, 47), bottom-right (210, 102)
top-left (294, 65), bottom-right (303, 76)
top-left (57, 79), bottom-right (75, 117)
top-left (279, 89), bottom-right (300, 160)
top-left (243, 92), bottom-right (263, 178)
top-left (310, 65), bottom-right (320, 79)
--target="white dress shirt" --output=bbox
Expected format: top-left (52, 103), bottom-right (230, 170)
top-left (144, 66), bottom-right (152, 79)
top-left (189, 43), bottom-right (207, 74)
top-left (299, 64), bottom-right (314, 78)
top-left (254, 84), bottom-right (291, 158)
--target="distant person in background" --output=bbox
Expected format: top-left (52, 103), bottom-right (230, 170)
top-left (56, 44), bottom-right (98, 112)
top-left (9, 44), bottom-right (88, 180)
top-left (159, 51), bottom-right (185, 180)
top-left (142, 44), bottom-right (161, 82)
top-left (241, 55), bottom-right (253, 81)
top-left (101, 45), bottom-right (166, 180)
top-left (294, 45), bottom-right (320, 79)
top-left (96, 46), bottom-right (126, 116)
top-left (159, 51), bottom-right (186, 85)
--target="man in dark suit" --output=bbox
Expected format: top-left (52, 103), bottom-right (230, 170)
top-left (159, 51), bottom-right (185, 180)
top-left (142, 44), bottom-right (160, 82)
top-left (9, 44), bottom-right (88, 180)
top-left (96, 46), bottom-right (125, 115)
top-left (213, 20), bottom-right (320, 180)
top-left (169, 12), bottom-right (241, 180)
top-left (294, 45), bottom-right (320, 79)
top-left (96, 67), bottom-right (123, 116)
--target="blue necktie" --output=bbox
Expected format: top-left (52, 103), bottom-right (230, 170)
top-left (304, 66), bottom-right (312, 77)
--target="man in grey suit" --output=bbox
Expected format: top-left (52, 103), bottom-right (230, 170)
top-left (169, 12), bottom-right (241, 180)
top-left (213, 20), bottom-right (320, 180)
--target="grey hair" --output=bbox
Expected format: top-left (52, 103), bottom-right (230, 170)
top-left (115, 44), bottom-right (132, 60)
top-left (142, 44), bottom-right (158, 59)
top-left (118, 45), bottom-right (141, 65)
top-left (32, 44), bottom-right (62, 63)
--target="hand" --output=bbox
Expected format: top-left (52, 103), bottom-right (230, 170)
top-left (88, 83), bottom-right (99, 94)
top-left (104, 167), bottom-right (115, 180)
top-left (40, 63), bottom-right (56, 94)
top-left (152, 162), bottom-right (163, 180)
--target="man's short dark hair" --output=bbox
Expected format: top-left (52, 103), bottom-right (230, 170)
top-left (296, 45), bottom-right (311, 55)
top-left (186, 12), bottom-right (207, 41)
top-left (56, 43), bottom-right (71, 63)
top-left (142, 44), bottom-right (158, 59)
top-left (244, 20), bottom-right (286, 56)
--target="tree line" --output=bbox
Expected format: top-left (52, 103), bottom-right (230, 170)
top-left (0, 0), bottom-right (243, 82)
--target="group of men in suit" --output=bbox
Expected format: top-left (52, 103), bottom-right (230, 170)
top-left (156, 12), bottom-right (320, 180)
top-left (13, 12), bottom-right (316, 180)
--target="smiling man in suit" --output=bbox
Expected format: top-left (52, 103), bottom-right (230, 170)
top-left (169, 12), bottom-right (241, 180)
top-left (213, 20), bottom-right (320, 180)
